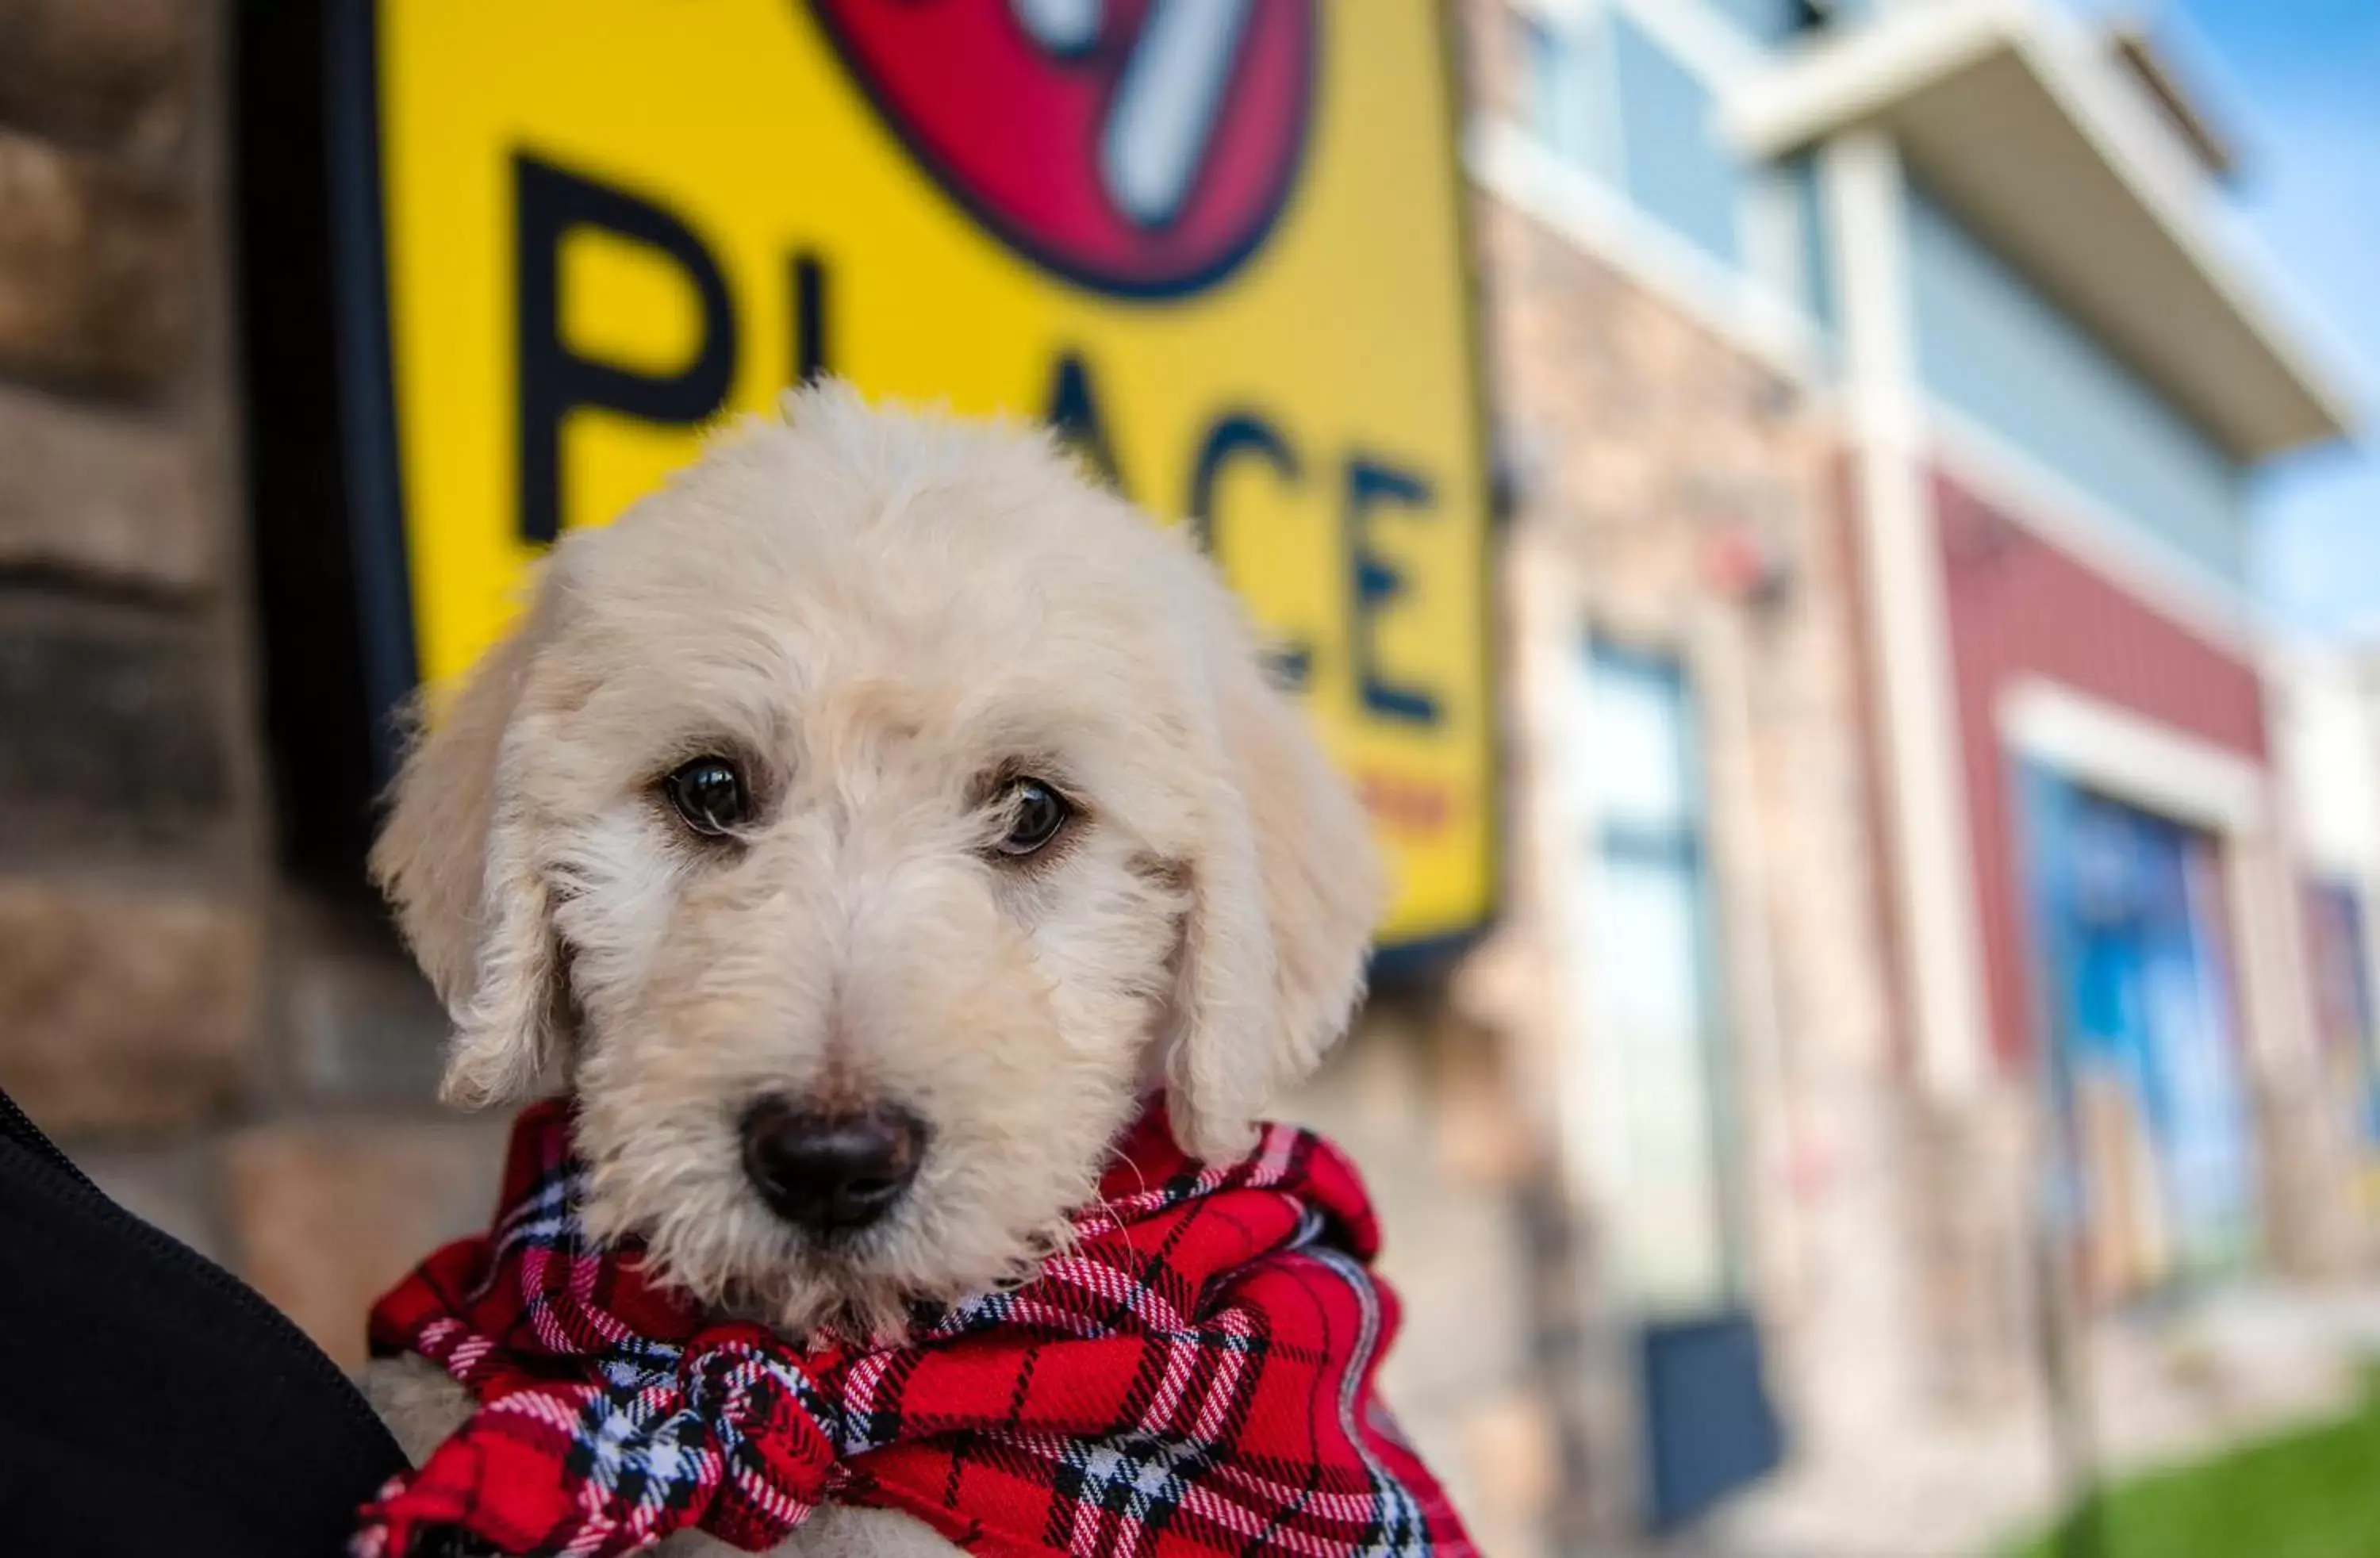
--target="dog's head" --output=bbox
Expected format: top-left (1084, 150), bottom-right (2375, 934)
top-left (371, 384), bottom-right (1381, 1338)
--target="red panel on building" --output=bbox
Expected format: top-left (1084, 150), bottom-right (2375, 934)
top-left (1933, 471), bottom-right (2269, 1066)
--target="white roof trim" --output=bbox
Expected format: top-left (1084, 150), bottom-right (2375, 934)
top-left (2001, 677), bottom-right (2268, 835)
top-left (1727, 0), bottom-right (2359, 458)
top-left (1745, 0), bottom-right (2015, 144)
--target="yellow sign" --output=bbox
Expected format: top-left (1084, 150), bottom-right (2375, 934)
top-left (347, 0), bottom-right (1494, 948)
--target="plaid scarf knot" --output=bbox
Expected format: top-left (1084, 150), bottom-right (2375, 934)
top-left (631, 1332), bottom-right (848, 1535)
top-left (353, 1099), bottom-right (1476, 1558)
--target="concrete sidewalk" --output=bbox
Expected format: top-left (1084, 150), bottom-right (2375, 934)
top-left (1620, 1284), bottom-right (2380, 1558)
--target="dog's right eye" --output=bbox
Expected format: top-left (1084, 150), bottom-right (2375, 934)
top-left (994, 777), bottom-right (1073, 858)
top-left (662, 756), bottom-right (750, 837)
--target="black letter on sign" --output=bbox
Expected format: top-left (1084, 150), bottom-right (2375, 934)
top-left (1345, 456), bottom-right (1439, 725)
top-left (1187, 413), bottom-right (1298, 555)
top-left (1188, 412), bottom-right (1310, 690)
top-left (1043, 351), bottom-right (1126, 493)
top-left (792, 251), bottom-right (829, 385)
top-left (516, 152), bottom-right (736, 545)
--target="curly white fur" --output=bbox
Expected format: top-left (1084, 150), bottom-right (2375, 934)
top-left (361, 385), bottom-right (1383, 1556)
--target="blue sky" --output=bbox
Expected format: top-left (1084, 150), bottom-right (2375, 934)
top-left (2143, 0), bottom-right (2380, 637)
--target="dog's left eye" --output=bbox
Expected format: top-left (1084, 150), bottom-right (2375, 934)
top-left (995, 778), bottom-right (1072, 857)
top-left (663, 755), bottom-right (750, 837)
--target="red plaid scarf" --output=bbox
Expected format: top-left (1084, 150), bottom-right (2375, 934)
top-left (352, 1099), bottom-right (1474, 1558)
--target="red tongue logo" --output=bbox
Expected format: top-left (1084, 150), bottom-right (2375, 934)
top-left (808, 0), bottom-right (1318, 297)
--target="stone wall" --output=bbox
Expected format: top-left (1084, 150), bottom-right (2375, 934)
top-left (1467, 174), bottom-right (1946, 1514)
top-left (1450, 0), bottom-right (1956, 1529)
top-left (0, 0), bottom-right (253, 1134)
top-left (0, 0), bottom-right (512, 1373)
top-left (1286, 996), bottom-right (1569, 1558)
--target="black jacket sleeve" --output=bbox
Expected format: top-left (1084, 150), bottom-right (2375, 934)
top-left (0, 1087), bottom-right (407, 1558)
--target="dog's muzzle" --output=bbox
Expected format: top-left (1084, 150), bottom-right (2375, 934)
top-left (739, 1096), bottom-right (927, 1235)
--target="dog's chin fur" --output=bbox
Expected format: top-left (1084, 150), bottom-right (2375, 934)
top-left (368, 382), bottom-right (1384, 1349)
top-left (573, 1079), bottom-right (1118, 1346)
top-left (648, 1208), bottom-right (1080, 1349)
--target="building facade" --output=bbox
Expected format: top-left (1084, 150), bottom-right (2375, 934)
top-left (1447, 0), bottom-right (2375, 1552)
top-left (0, 5), bottom-right (2374, 1558)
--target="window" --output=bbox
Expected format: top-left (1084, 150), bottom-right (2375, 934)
top-left (1706, 0), bottom-right (1829, 45)
top-left (1518, 10), bottom-right (1607, 173)
top-left (1906, 184), bottom-right (2245, 582)
top-left (1510, 6), bottom-right (1772, 274)
top-left (2304, 879), bottom-right (2380, 1154)
top-left (1560, 643), bottom-right (1742, 1317)
top-left (1609, 13), bottom-right (1743, 265)
top-left (1744, 151), bottom-right (1833, 333)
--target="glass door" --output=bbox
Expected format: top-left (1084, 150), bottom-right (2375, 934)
top-left (2021, 768), bottom-right (2256, 1303)
top-left (1559, 640), bottom-right (1778, 1528)
top-left (1567, 643), bottom-right (1739, 1313)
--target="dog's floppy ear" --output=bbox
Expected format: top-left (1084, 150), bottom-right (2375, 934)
top-left (370, 573), bottom-right (569, 1110)
top-left (1165, 616), bottom-right (1384, 1161)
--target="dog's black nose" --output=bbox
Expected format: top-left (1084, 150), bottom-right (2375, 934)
top-left (739, 1097), bottom-right (926, 1234)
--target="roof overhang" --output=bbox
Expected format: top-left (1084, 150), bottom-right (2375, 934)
top-left (1726, 0), bottom-right (2356, 459)
top-left (2107, 23), bottom-right (2236, 179)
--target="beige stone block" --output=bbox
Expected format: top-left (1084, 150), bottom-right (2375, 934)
top-left (0, 595), bottom-right (237, 858)
top-left (224, 1115), bottom-right (512, 1370)
top-left (280, 917), bottom-right (449, 1107)
top-left (1461, 1389), bottom-right (1563, 1529)
top-left (0, 877), bottom-right (258, 1132)
top-left (0, 0), bottom-right (192, 160)
top-left (0, 129), bottom-right (189, 391)
top-left (0, 384), bottom-right (205, 590)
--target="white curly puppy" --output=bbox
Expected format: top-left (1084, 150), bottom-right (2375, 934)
top-left (360, 383), bottom-right (1382, 1556)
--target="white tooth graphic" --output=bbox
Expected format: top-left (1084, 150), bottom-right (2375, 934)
top-left (1009, 0), bottom-right (1105, 54)
top-left (1099, 0), bottom-right (1255, 229)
